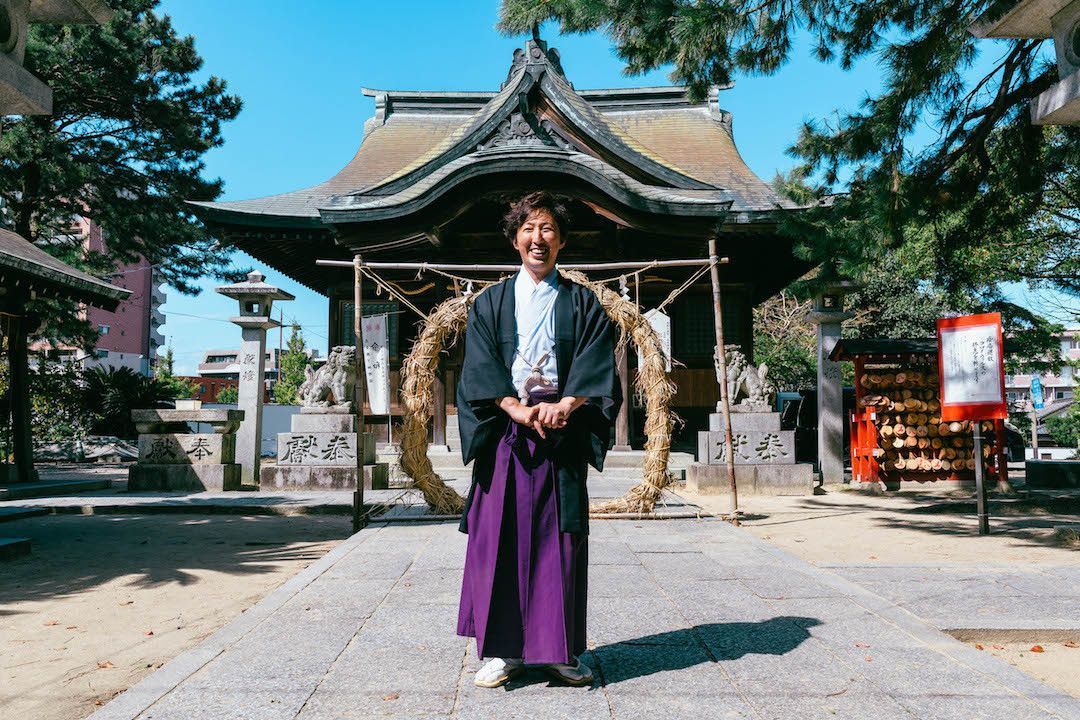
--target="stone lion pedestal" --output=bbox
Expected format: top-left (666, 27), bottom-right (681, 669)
top-left (260, 406), bottom-right (389, 491)
top-left (688, 408), bottom-right (814, 495)
top-left (128, 408), bottom-right (245, 491)
top-left (687, 346), bottom-right (814, 496)
top-left (259, 346), bottom-right (389, 491)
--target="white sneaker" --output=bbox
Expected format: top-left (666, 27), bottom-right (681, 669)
top-left (474, 656), bottom-right (525, 688)
top-left (544, 656), bottom-right (593, 686)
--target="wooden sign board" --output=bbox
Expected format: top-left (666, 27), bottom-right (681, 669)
top-left (936, 312), bottom-right (1007, 421)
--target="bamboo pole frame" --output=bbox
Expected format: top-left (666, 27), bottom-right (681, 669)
top-left (707, 237), bottom-right (739, 522)
top-left (353, 255), bottom-right (368, 533)
top-left (330, 253), bottom-right (733, 519)
top-left (317, 258), bottom-right (716, 272)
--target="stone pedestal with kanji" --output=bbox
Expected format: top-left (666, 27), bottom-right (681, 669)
top-left (689, 409), bottom-right (814, 495)
top-left (127, 409), bottom-right (245, 491)
top-left (259, 407), bottom-right (389, 491)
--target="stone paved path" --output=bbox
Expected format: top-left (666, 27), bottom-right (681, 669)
top-left (2, 475), bottom-right (695, 517)
top-left (827, 564), bottom-right (1080, 632)
top-left (87, 517), bottom-right (1079, 720)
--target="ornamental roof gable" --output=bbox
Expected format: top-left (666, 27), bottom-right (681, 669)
top-left (347, 37), bottom-right (717, 201)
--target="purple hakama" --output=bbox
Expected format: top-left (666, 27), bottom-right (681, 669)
top-left (456, 391), bottom-right (588, 665)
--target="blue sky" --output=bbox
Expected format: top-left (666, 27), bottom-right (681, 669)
top-left (156, 1), bottom-right (1076, 374)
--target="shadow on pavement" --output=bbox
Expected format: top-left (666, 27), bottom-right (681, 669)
top-left (501, 616), bottom-right (820, 690)
top-left (0, 513), bottom-right (352, 609)
top-left (746, 493), bottom-right (1080, 549)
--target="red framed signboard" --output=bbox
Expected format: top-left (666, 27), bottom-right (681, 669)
top-left (936, 312), bottom-right (1007, 422)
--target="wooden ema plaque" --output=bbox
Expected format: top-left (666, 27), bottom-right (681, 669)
top-left (847, 349), bottom-right (1007, 489)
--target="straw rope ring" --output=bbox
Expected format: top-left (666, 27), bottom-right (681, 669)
top-left (398, 268), bottom-right (677, 516)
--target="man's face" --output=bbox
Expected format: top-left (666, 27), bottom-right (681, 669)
top-left (512, 208), bottom-right (565, 276)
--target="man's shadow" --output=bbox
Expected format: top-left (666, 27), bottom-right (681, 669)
top-left (503, 616), bottom-right (820, 690)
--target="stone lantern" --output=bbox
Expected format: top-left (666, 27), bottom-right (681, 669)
top-left (808, 280), bottom-right (856, 485)
top-left (216, 271), bottom-right (294, 486)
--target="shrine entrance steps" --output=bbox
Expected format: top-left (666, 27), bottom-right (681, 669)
top-left (378, 446), bottom-right (696, 485)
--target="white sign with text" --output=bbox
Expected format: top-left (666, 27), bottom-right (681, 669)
top-left (362, 313), bottom-right (390, 415)
top-left (643, 309), bottom-right (672, 372)
top-left (939, 323), bottom-right (1003, 405)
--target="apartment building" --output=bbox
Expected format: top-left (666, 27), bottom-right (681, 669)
top-left (196, 346), bottom-right (320, 388)
top-left (1005, 327), bottom-right (1079, 408)
top-left (31, 217), bottom-right (165, 374)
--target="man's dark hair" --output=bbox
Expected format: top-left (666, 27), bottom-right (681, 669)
top-left (501, 191), bottom-right (572, 243)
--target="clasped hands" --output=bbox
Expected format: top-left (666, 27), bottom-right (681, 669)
top-left (498, 395), bottom-right (583, 439)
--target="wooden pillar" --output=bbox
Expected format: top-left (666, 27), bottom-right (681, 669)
top-left (328, 293), bottom-right (342, 347)
top-left (432, 371), bottom-right (447, 447)
top-left (612, 225), bottom-right (631, 451)
top-left (445, 368), bottom-right (457, 451)
top-left (9, 312), bottom-right (36, 483)
top-left (429, 274), bottom-right (448, 449)
top-left (614, 347), bottom-right (631, 451)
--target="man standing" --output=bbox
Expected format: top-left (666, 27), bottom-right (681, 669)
top-left (455, 192), bottom-right (621, 688)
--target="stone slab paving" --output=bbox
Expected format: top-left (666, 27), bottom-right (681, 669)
top-left (0, 475), bottom-right (698, 520)
top-left (0, 506), bottom-right (47, 522)
top-left (0, 489), bottom-right (375, 515)
top-left (88, 517), bottom-right (1080, 720)
top-left (0, 475), bottom-right (112, 499)
top-left (825, 564), bottom-right (1080, 632)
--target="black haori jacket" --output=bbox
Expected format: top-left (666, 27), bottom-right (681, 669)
top-left (455, 272), bottom-right (622, 535)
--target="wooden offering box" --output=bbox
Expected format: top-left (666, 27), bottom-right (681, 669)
top-left (830, 340), bottom-right (1008, 490)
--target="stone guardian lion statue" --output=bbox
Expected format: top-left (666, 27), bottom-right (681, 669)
top-left (713, 344), bottom-right (775, 411)
top-left (298, 345), bottom-right (356, 408)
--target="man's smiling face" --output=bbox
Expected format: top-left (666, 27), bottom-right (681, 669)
top-left (512, 208), bottom-right (565, 279)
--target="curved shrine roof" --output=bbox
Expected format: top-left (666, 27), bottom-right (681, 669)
top-left (194, 41), bottom-right (795, 228)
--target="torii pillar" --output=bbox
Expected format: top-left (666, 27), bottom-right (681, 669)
top-left (217, 271), bottom-right (294, 486)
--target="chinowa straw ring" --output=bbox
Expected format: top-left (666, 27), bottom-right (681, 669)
top-left (398, 268), bottom-right (677, 517)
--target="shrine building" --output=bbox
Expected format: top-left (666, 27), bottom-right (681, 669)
top-left (192, 37), bottom-right (811, 448)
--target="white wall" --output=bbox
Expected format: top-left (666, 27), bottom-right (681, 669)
top-left (1027, 447), bottom-right (1078, 461)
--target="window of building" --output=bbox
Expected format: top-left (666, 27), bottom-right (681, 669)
top-left (99, 324), bottom-right (110, 335)
top-left (95, 349), bottom-right (109, 358)
top-left (339, 301), bottom-right (400, 359)
top-left (671, 293), bottom-right (747, 361)
top-left (1006, 392), bottom-right (1016, 402)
